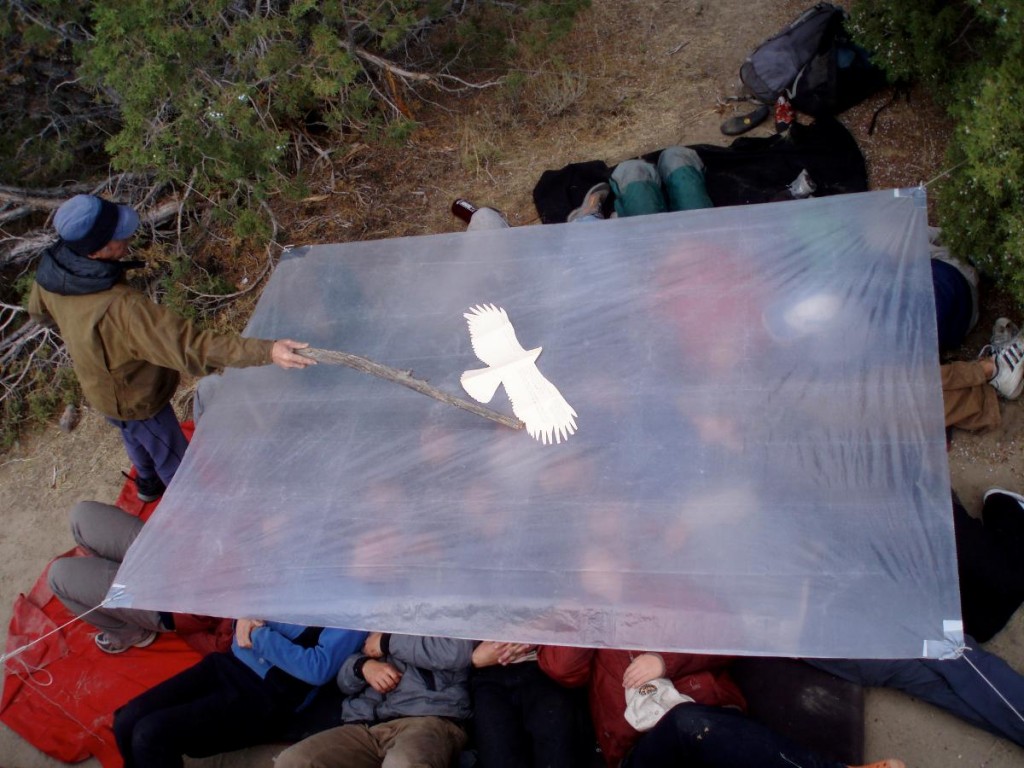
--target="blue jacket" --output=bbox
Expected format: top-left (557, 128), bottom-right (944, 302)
top-left (233, 622), bottom-right (367, 687)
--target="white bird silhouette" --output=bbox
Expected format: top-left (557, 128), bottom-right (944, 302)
top-left (461, 304), bottom-right (578, 445)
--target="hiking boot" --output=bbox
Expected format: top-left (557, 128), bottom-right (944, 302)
top-left (95, 629), bottom-right (158, 654)
top-left (567, 182), bottom-right (610, 222)
top-left (985, 337), bottom-right (1024, 399)
top-left (128, 472), bottom-right (166, 503)
top-left (774, 95), bottom-right (794, 133)
top-left (991, 317), bottom-right (1020, 348)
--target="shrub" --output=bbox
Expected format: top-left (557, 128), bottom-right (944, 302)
top-left (2, 1), bottom-right (590, 204)
top-left (850, 0), bottom-right (1024, 304)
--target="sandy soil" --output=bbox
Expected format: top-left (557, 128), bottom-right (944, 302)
top-left (2, 1), bottom-right (1023, 766)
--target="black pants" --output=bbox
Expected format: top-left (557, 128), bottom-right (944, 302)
top-left (113, 652), bottom-right (294, 768)
top-left (470, 661), bottom-right (592, 768)
top-left (954, 492), bottom-right (1024, 642)
top-left (624, 704), bottom-right (844, 768)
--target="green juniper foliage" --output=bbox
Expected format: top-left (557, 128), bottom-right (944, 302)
top-left (851, 0), bottom-right (1024, 303)
top-left (2, 1), bottom-right (588, 204)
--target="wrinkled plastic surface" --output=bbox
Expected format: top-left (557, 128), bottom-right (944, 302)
top-left (111, 189), bottom-right (959, 658)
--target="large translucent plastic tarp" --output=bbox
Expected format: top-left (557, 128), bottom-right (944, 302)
top-left (110, 189), bottom-right (960, 659)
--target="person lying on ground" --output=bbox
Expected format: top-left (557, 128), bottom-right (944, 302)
top-left (930, 225), bottom-right (979, 352)
top-left (564, 146), bottom-right (714, 223)
top-left (471, 640), bottom-right (592, 768)
top-left (113, 619), bottom-right (365, 768)
top-left (538, 645), bottom-right (904, 768)
top-left (809, 487), bottom-right (1024, 748)
top-left (942, 357), bottom-right (1002, 433)
top-left (942, 317), bottom-right (1024, 440)
top-left (456, 146), bottom-right (712, 230)
top-left (28, 194), bottom-right (315, 504)
top-left (48, 499), bottom-right (232, 654)
top-left (274, 631), bottom-right (474, 768)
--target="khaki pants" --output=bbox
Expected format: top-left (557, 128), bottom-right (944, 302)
top-left (274, 716), bottom-right (467, 768)
top-left (942, 361), bottom-right (1000, 432)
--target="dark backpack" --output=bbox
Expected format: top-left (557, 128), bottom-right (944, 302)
top-left (740, 3), bottom-right (886, 116)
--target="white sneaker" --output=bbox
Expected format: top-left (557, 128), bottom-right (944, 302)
top-left (987, 337), bottom-right (1024, 399)
top-left (94, 629), bottom-right (158, 654)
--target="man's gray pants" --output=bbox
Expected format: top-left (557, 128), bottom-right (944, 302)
top-left (47, 500), bottom-right (165, 640)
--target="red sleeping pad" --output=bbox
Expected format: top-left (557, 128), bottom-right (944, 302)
top-left (1, 422), bottom-right (209, 767)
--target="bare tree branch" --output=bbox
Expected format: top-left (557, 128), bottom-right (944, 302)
top-left (297, 346), bottom-right (525, 431)
top-left (339, 39), bottom-right (504, 93)
top-left (0, 195), bottom-right (184, 270)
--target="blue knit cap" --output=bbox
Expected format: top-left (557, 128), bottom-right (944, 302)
top-left (54, 195), bottom-right (140, 256)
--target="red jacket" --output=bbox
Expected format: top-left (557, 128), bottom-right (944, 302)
top-left (538, 646), bottom-right (745, 767)
top-left (172, 614), bottom-right (233, 656)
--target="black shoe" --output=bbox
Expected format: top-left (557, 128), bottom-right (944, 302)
top-left (720, 103), bottom-right (770, 136)
top-left (124, 471), bottom-right (166, 502)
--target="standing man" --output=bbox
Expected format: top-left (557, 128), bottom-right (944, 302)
top-left (28, 194), bottom-right (314, 501)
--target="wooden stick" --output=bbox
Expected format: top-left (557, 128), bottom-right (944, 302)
top-left (297, 347), bottom-right (524, 431)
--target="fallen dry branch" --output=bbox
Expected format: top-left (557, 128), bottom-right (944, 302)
top-left (0, 196), bottom-right (183, 270)
top-left (0, 181), bottom-right (96, 206)
top-left (297, 346), bottom-right (524, 431)
top-left (0, 310), bottom-right (68, 401)
top-left (339, 39), bottom-right (504, 93)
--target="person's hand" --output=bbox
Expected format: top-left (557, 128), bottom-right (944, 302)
top-left (271, 339), bottom-right (315, 369)
top-left (363, 660), bottom-right (402, 693)
top-left (235, 618), bottom-right (266, 649)
top-left (472, 641), bottom-right (535, 668)
top-left (622, 653), bottom-right (666, 689)
top-left (364, 632), bottom-right (384, 659)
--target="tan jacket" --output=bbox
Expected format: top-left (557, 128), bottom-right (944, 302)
top-left (29, 282), bottom-right (273, 420)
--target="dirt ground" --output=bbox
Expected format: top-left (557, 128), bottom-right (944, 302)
top-left (2, 1), bottom-right (1023, 766)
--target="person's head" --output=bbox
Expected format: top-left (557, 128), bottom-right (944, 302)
top-left (54, 194), bottom-right (139, 260)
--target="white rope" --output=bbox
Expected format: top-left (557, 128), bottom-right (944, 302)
top-left (0, 598), bottom-right (120, 747)
top-left (0, 599), bottom-right (110, 666)
top-left (923, 160), bottom-right (968, 189)
top-left (6, 654), bottom-right (111, 745)
top-left (959, 645), bottom-right (1024, 727)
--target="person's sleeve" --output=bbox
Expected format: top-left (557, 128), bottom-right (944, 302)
top-left (661, 651), bottom-right (734, 679)
top-left (249, 627), bottom-right (368, 686)
top-left (537, 645), bottom-right (595, 687)
top-left (337, 652), bottom-right (372, 694)
top-left (175, 615), bottom-right (234, 656)
top-left (106, 292), bottom-right (273, 375)
top-left (387, 634), bottom-right (474, 671)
